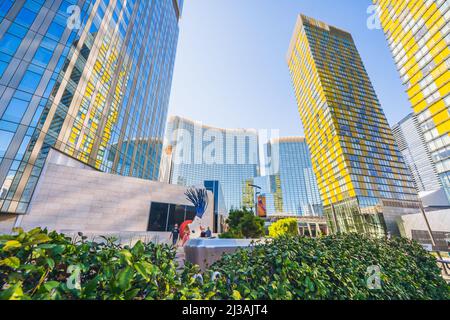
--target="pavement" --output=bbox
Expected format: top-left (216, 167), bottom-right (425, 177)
top-left (175, 247), bottom-right (186, 271)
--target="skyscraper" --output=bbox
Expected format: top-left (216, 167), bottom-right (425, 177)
top-left (375, 0), bottom-right (450, 200)
top-left (0, 1), bottom-right (182, 214)
top-left (392, 113), bottom-right (443, 194)
top-left (258, 137), bottom-right (323, 216)
top-left (161, 116), bottom-right (260, 211)
top-left (286, 14), bottom-right (419, 237)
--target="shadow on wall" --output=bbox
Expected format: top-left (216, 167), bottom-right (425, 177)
top-left (0, 214), bottom-right (16, 234)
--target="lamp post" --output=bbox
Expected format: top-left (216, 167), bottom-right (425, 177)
top-left (248, 184), bottom-right (262, 216)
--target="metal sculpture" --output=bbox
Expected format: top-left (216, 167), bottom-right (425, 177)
top-left (185, 187), bottom-right (209, 219)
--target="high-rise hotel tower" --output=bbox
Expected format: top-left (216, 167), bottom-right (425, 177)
top-left (286, 15), bottom-right (419, 237)
top-left (375, 0), bottom-right (450, 201)
top-left (160, 116), bottom-right (260, 212)
top-left (0, 1), bottom-right (183, 214)
top-left (262, 137), bottom-right (323, 217)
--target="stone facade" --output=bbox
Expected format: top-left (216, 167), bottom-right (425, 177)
top-left (398, 209), bottom-right (450, 239)
top-left (13, 150), bottom-right (214, 236)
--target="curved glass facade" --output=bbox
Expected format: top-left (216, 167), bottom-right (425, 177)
top-left (0, 0), bottom-right (182, 214)
top-left (162, 116), bottom-right (260, 211)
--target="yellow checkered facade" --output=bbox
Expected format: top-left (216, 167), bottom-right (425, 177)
top-left (287, 15), bottom-right (419, 236)
top-left (375, 0), bottom-right (450, 200)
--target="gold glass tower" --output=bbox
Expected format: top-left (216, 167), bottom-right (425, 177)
top-left (286, 15), bottom-right (419, 237)
top-left (375, 0), bottom-right (450, 201)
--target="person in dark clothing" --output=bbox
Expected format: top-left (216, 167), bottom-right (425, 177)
top-left (200, 226), bottom-right (206, 238)
top-left (170, 224), bottom-right (180, 246)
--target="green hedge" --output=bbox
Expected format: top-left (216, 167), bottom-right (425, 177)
top-left (206, 234), bottom-right (450, 300)
top-left (0, 228), bottom-right (203, 300)
top-left (1, 228), bottom-right (448, 300)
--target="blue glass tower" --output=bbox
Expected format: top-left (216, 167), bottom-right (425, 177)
top-left (162, 116), bottom-right (260, 211)
top-left (0, 0), bottom-right (182, 214)
top-left (261, 137), bottom-right (323, 216)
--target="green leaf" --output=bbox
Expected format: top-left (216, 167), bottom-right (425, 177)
top-left (119, 249), bottom-right (133, 265)
top-left (232, 290), bottom-right (242, 300)
top-left (134, 262), bottom-right (150, 281)
top-left (0, 282), bottom-right (24, 300)
top-left (124, 288), bottom-right (141, 300)
top-left (27, 233), bottom-right (51, 245)
top-left (45, 258), bottom-right (55, 270)
top-left (43, 281), bottom-right (60, 292)
top-left (0, 257), bottom-right (20, 269)
top-left (117, 266), bottom-right (134, 291)
top-left (3, 240), bottom-right (21, 251)
top-left (131, 241), bottom-right (145, 257)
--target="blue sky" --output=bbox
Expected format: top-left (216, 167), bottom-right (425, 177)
top-left (168, 0), bottom-right (412, 137)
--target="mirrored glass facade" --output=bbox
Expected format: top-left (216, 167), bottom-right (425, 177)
top-left (260, 137), bottom-right (323, 216)
top-left (286, 15), bottom-right (419, 236)
top-left (161, 116), bottom-right (260, 211)
top-left (375, 0), bottom-right (450, 201)
top-left (0, 0), bottom-right (182, 214)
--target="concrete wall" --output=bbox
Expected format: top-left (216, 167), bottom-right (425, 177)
top-left (398, 209), bottom-right (450, 238)
top-left (17, 151), bottom-right (214, 235)
top-left (0, 214), bottom-right (16, 235)
top-left (382, 205), bottom-right (421, 236)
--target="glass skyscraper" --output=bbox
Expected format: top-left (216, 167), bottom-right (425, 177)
top-left (287, 15), bottom-right (419, 237)
top-left (0, 0), bottom-right (182, 214)
top-left (161, 116), bottom-right (260, 211)
top-left (258, 137), bottom-right (323, 216)
top-left (375, 0), bottom-right (450, 201)
top-left (392, 113), bottom-right (443, 194)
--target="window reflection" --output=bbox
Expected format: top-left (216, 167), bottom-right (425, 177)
top-left (148, 202), bottom-right (196, 232)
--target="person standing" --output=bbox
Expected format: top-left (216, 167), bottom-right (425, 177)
top-left (170, 224), bottom-right (180, 247)
top-left (205, 227), bottom-right (212, 238)
top-left (200, 226), bottom-right (206, 238)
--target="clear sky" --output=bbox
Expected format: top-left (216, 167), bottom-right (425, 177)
top-left (167, 0), bottom-right (412, 137)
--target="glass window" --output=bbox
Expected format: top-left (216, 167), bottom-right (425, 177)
top-left (47, 22), bottom-right (65, 40)
top-left (148, 202), bottom-right (169, 232)
top-left (167, 204), bottom-right (186, 231)
top-left (0, 32), bottom-right (22, 56)
top-left (18, 70), bottom-right (42, 93)
top-left (32, 47), bottom-right (53, 67)
top-left (16, 8), bottom-right (37, 27)
top-left (8, 23), bottom-right (28, 38)
top-left (0, 130), bottom-right (14, 157)
top-left (0, 61), bottom-right (7, 78)
top-left (0, 0), bottom-right (14, 21)
top-left (2, 98), bottom-right (29, 123)
top-left (185, 205), bottom-right (196, 221)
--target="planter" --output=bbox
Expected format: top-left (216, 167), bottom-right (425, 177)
top-left (184, 238), bottom-right (263, 270)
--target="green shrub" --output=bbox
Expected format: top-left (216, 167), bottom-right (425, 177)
top-left (268, 218), bottom-right (299, 238)
top-left (0, 228), bottom-right (202, 300)
top-left (219, 208), bottom-right (265, 239)
top-left (1, 229), bottom-right (448, 300)
top-left (204, 234), bottom-right (450, 300)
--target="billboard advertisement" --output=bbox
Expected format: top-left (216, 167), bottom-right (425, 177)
top-left (257, 195), bottom-right (267, 218)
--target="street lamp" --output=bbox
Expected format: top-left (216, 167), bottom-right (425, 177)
top-left (248, 184), bottom-right (262, 216)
